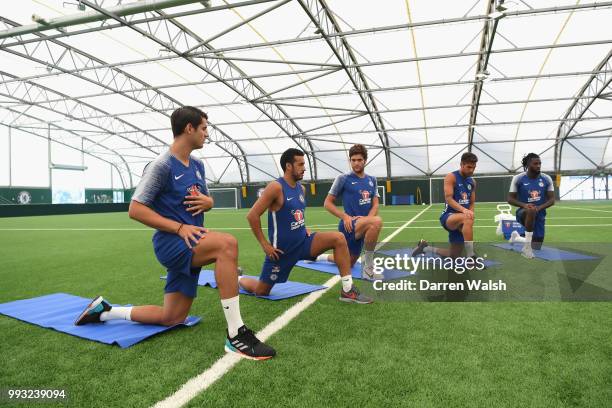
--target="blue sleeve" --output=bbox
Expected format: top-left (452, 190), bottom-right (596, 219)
top-left (132, 157), bottom-right (171, 207)
top-left (328, 174), bottom-right (347, 197)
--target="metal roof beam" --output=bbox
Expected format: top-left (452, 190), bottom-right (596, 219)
top-left (554, 49), bottom-right (612, 173)
top-left (0, 70), bottom-right (162, 158)
top-left (17, 94), bottom-right (600, 123)
top-left (0, 17), bottom-right (249, 184)
top-left (256, 115), bottom-right (612, 139)
top-left (297, 0), bottom-right (391, 178)
top-left (0, 0), bottom-right (206, 40)
top-left (250, 69), bottom-right (612, 102)
top-left (467, 0), bottom-right (499, 152)
top-left (1, 106), bottom-right (133, 188)
top-left (3, 34), bottom-right (610, 87)
top-left (3, 1), bottom-right (609, 53)
top-left (194, 132), bottom-right (612, 159)
top-left (79, 0), bottom-right (318, 180)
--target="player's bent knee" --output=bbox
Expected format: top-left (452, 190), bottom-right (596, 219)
top-left (372, 215), bottom-right (383, 228)
top-left (221, 234), bottom-right (238, 257)
top-left (335, 232), bottom-right (347, 245)
top-left (224, 233), bottom-right (238, 248)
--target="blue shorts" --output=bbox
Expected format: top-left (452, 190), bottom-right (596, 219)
top-left (516, 208), bottom-right (546, 240)
top-left (260, 233), bottom-right (317, 285)
top-left (439, 212), bottom-right (464, 243)
top-left (338, 219), bottom-right (364, 256)
top-left (154, 232), bottom-right (201, 298)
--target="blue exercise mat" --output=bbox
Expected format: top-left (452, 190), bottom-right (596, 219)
top-left (295, 261), bottom-right (413, 280)
top-left (492, 243), bottom-right (598, 261)
top-left (0, 293), bottom-right (201, 348)
top-left (376, 248), bottom-right (501, 267)
top-left (161, 270), bottom-right (326, 300)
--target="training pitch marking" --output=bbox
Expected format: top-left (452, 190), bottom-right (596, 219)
top-left (152, 205), bottom-right (432, 408)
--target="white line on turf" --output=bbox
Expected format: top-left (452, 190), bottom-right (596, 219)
top-left (555, 206), bottom-right (612, 213)
top-left (152, 205), bottom-right (432, 408)
top-left (391, 224), bottom-right (612, 229)
top-left (377, 204), bottom-right (432, 244)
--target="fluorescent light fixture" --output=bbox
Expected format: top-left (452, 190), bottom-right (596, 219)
top-left (50, 164), bottom-right (88, 171)
top-left (488, 10), bottom-right (505, 20)
top-left (489, 1), bottom-right (518, 19)
top-left (31, 14), bottom-right (49, 25)
top-left (476, 70), bottom-right (490, 81)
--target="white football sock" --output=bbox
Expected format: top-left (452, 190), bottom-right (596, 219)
top-left (523, 232), bottom-right (534, 254)
top-left (221, 296), bottom-right (244, 338)
top-left (341, 275), bottom-right (353, 292)
top-left (465, 241), bottom-right (475, 257)
top-left (510, 231), bottom-right (526, 243)
top-left (100, 306), bottom-right (132, 322)
top-left (316, 254), bottom-right (330, 262)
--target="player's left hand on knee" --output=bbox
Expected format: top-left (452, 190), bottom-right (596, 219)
top-left (463, 209), bottom-right (474, 219)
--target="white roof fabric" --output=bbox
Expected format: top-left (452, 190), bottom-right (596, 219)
top-left (1, 0), bottom-right (611, 187)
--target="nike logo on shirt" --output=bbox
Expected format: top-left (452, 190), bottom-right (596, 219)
top-left (175, 174), bottom-right (184, 180)
top-left (351, 182), bottom-right (358, 184)
top-left (287, 197), bottom-right (294, 201)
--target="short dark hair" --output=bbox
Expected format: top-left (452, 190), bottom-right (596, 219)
top-left (280, 148), bottom-right (305, 171)
top-left (521, 153), bottom-right (540, 170)
top-left (349, 144), bottom-right (368, 161)
top-left (170, 106), bottom-right (208, 137)
top-left (461, 152), bottom-right (478, 164)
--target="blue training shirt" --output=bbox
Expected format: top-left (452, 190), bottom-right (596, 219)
top-left (328, 172), bottom-right (379, 217)
top-left (509, 171), bottom-right (554, 215)
top-left (131, 150), bottom-right (209, 245)
top-left (442, 170), bottom-right (475, 215)
top-left (268, 178), bottom-right (307, 253)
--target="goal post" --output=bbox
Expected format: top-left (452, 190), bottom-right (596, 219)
top-left (208, 187), bottom-right (239, 209)
top-left (377, 185), bottom-right (386, 206)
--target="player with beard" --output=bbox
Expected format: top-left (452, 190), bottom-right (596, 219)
top-left (239, 148), bottom-right (373, 304)
top-left (413, 152), bottom-right (478, 259)
top-left (507, 153), bottom-right (555, 258)
top-left (317, 144), bottom-right (383, 280)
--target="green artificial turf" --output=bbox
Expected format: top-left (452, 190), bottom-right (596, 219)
top-left (0, 201), bottom-right (610, 407)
